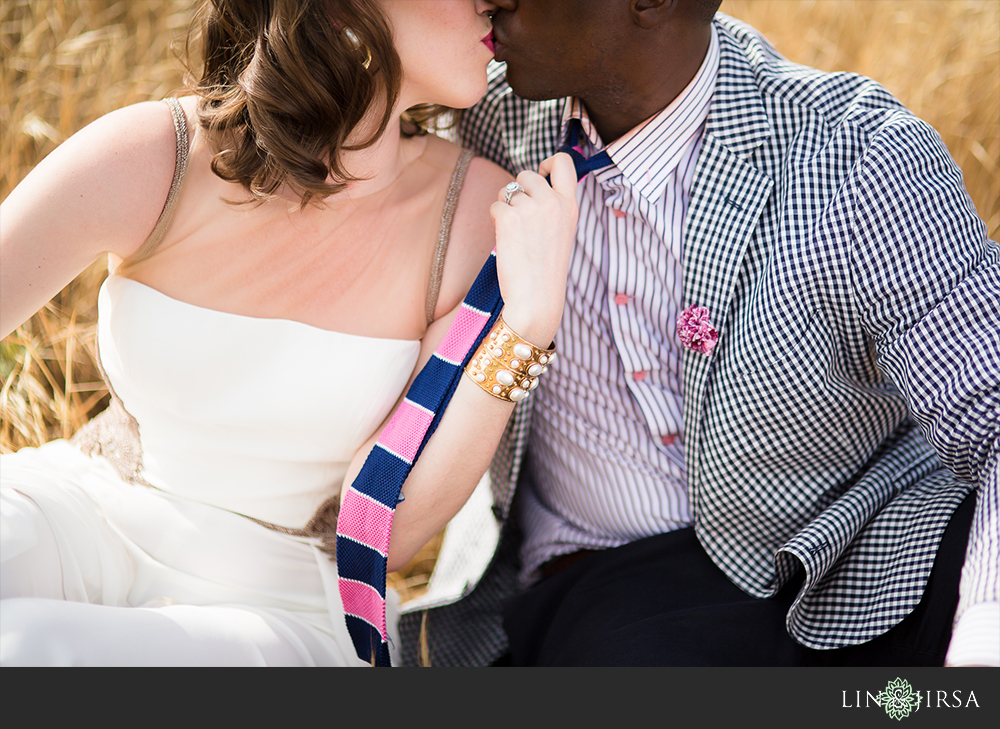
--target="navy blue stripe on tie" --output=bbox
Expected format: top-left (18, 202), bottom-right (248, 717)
top-left (348, 447), bottom-right (410, 509)
top-left (336, 539), bottom-right (388, 597)
top-left (335, 250), bottom-right (505, 666)
top-left (560, 118), bottom-right (613, 181)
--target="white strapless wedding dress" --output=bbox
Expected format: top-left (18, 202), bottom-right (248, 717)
top-left (0, 275), bottom-right (419, 666)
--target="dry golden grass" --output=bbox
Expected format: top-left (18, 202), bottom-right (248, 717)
top-left (1, 0), bottom-right (197, 452)
top-left (721, 0), bottom-right (1000, 236)
top-left (2, 0), bottom-right (998, 602)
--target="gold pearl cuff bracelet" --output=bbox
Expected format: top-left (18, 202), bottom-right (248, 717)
top-left (465, 316), bottom-right (556, 403)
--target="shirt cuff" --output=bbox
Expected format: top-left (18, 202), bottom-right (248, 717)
top-left (945, 602), bottom-right (1000, 666)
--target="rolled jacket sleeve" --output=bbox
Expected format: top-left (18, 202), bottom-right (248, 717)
top-left (846, 113), bottom-right (1000, 666)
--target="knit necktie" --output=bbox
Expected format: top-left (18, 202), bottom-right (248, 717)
top-left (559, 118), bottom-right (613, 181)
top-left (336, 120), bottom-right (608, 667)
top-left (336, 251), bottom-right (503, 667)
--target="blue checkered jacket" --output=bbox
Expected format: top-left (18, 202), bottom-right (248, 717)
top-left (398, 14), bottom-right (999, 666)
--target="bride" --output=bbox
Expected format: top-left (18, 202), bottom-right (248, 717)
top-left (0, 0), bottom-right (577, 666)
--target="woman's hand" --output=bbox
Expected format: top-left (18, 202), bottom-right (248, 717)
top-left (489, 152), bottom-right (578, 347)
top-left (379, 153), bottom-right (578, 570)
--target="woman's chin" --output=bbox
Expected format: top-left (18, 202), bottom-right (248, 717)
top-left (461, 75), bottom-right (491, 109)
top-left (435, 83), bottom-right (489, 111)
top-left (410, 68), bottom-right (490, 112)
top-left (452, 59), bottom-right (493, 108)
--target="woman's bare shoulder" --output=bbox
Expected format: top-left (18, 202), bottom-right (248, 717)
top-left (429, 136), bottom-right (514, 321)
top-left (423, 132), bottom-right (512, 190)
top-left (5, 98), bottom-right (184, 259)
top-left (0, 99), bottom-right (188, 338)
top-left (454, 153), bottom-right (514, 256)
top-left (54, 99), bottom-right (181, 178)
top-left (463, 155), bottom-right (515, 199)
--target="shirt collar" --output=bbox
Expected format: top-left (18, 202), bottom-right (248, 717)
top-left (561, 24), bottom-right (720, 201)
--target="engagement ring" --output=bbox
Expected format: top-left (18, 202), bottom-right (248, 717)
top-left (504, 181), bottom-right (525, 205)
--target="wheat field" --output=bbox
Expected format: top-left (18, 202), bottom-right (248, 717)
top-left (2, 0), bottom-right (998, 601)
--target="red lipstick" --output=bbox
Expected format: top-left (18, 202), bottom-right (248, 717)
top-left (482, 30), bottom-right (495, 54)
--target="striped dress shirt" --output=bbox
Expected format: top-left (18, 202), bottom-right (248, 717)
top-left (520, 28), bottom-right (721, 583)
top-left (406, 14), bottom-right (998, 667)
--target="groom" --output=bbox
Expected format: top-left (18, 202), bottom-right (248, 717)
top-left (398, 0), bottom-right (999, 666)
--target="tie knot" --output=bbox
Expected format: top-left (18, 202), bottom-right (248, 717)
top-left (559, 119), bottom-right (612, 181)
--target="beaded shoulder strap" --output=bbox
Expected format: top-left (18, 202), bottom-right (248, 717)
top-left (425, 148), bottom-right (475, 325)
top-left (120, 97), bottom-right (189, 269)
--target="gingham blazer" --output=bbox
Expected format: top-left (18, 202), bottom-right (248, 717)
top-left (397, 14), bottom-right (999, 667)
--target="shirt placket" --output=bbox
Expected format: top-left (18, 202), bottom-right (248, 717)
top-left (601, 176), bottom-right (683, 456)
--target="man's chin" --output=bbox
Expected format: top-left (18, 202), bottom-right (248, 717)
top-left (503, 66), bottom-right (565, 101)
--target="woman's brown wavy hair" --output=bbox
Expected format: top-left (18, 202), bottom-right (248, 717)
top-left (189, 0), bottom-right (451, 206)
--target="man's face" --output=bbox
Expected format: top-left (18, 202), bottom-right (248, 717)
top-left (491, 0), bottom-right (630, 101)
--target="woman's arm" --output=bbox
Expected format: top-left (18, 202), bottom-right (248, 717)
top-left (0, 101), bottom-right (178, 339)
top-left (343, 153), bottom-right (579, 572)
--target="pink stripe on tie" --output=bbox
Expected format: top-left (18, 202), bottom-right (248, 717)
top-left (435, 304), bottom-right (491, 364)
top-left (339, 579), bottom-right (388, 639)
top-left (378, 400), bottom-right (434, 462)
top-left (337, 488), bottom-right (394, 555)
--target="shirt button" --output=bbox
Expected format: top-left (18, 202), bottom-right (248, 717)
top-left (614, 293), bottom-right (630, 306)
top-left (612, 209), bottom-right (627, 218)
top-left (661, 434), bottom-right (677, 446)
top-left (632, 371), bottom-right (647, 381)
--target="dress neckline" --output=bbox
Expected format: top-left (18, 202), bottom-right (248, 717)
top-left (105, 275), bottom-right (421, 345)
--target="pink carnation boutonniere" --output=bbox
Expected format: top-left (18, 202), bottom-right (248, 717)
top-left (677, 305), bottom-right (719, 355)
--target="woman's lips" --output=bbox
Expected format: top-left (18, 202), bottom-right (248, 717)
top-left (490, 30), bottom-right (506, 60)
top-left (482, 30), bottom-right (495, 54)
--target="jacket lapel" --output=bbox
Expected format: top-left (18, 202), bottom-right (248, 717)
top-left (681, 25), bottom-right (774, 493)
top-left (496, 26), bottom-right (775, 506)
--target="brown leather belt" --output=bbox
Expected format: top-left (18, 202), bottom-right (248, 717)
top-left (540, 549), bottom-right (597, 579)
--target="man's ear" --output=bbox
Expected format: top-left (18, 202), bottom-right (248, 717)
top-left (630, 0), bottom-right (678, 29)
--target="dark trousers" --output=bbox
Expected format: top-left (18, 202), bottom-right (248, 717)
top-left (501, 491), bottom-right (975, 666)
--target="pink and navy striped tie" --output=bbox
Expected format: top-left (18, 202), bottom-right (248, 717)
top-left (335, 250), bottom-right (503, 666)
top-left (560, 118), bottom-right (612, 181)
top-left (336, 130), bottom-right (603, 666)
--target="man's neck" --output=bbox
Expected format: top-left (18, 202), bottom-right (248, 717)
top-left (582, 24), bottom-right (713, 145)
